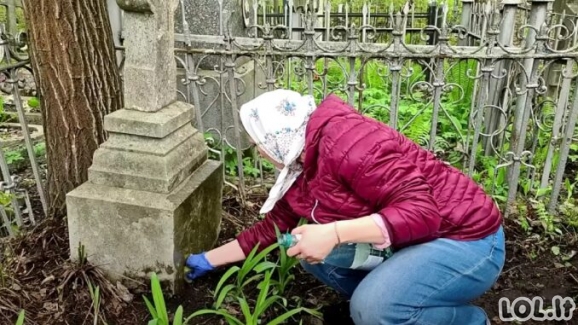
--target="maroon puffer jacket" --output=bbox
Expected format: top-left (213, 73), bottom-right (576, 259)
top-left (236, 94), bottom-right (503, 256)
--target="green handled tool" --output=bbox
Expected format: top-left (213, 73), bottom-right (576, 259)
top-left (184, 266), bottom-right (192, 283)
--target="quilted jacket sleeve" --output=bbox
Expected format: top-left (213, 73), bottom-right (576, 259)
top-left (236, 197), bottom-right (301, 256)
top-left (327, 127), bottom-right (442, 247)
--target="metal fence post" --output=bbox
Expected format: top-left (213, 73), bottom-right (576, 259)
top-left (483, 0), bottom-right (520, 154)
top-left (506, 0), bottom-right (553, 217)
top-left (5, 0), bottom-right (18, 35)
top-left (541, 59), bottom-right (575, 193)
top-left (427, 0), bottom-right (439, 46)
top-left (548, 76), bottom-right (578, 213)
top-left (459, 0), bottom-right (474, 46)
top-left (0, 142), bottom-right (23, 228)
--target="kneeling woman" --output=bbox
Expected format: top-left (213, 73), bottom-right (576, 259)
top-left (185, 89), bottom-right (505, 325)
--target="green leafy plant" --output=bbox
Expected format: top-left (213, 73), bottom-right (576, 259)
top-left (143, 273), bottom-right (184, 325)
top-left (34, 142), bottom-right (46, 157)
top-left (78, 242), bottom-right (88, 266)
top-left (4, 150), bottom-right (24, 166)
top-left (212, 243), bottom-right (279, 309)
top-left (142, 241), bottom-right (319, 325)
top-left (188, 267), bottom-right (321, 325)
top-left (0, 144), bottom-right (46, 169)
top-left (87, 281), bottom-right (103, 325)
top-left (272, 222), bottom-right (304, 295)
top-left (204, 133), bottom-right (275, 179)
top-left (188, 238), bottom-right (321, 325)
top-left (27, 97), bottom-right (40, 109)
top-left (0, 96), bottom-right (10, 123)
top-left (272, 239), bottom-right (299, 295)
top-left (529, 199), bottom-right (563, 237)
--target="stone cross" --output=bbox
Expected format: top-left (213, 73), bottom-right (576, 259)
top-left (117, 0), bottom-right (178, 111)
top-left (66, 0), bottom-right (223, 295)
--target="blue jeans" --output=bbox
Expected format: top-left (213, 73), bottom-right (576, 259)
top-left (301, 226), bottom-right (505, 325)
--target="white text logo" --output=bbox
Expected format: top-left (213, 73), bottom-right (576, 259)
top-left (499, 296), bottom-right (576, 322)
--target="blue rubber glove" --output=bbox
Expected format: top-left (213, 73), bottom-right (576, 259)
top-left (185, 253), bottom-right (215, 282)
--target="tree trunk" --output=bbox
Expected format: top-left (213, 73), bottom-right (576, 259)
top-left (22, 0), bottom-right (123, 217)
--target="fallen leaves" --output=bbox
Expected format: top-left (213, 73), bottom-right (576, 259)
top-left (0, 217), bottom-right (135, 324)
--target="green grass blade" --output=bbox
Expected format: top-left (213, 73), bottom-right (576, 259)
top-left (255, 271), bottom-right (273, 313)
top-left (150, 273), bottom-right (169, 323)
top-left (15, 310), bottom-right (25, 325)
top-left (237, 296), bottom-right (253, 323)
top-left (173, 306), bottom-right (183, 325)
top-left (302, 307), bottom-right (323, 319)
top-left (240, 273), bottom-right (265, 289)
top-left (244, 244), bottom-right (259, 265)
top-left (266, 308), bottom-right (305, 325)
top-left (238, 244), bottom-right (278, 286)
top-left (214, 266), bottom-right (240, 299)
top-left (253, 261), bottom-right (277, 273)
top-left (143, 296), bottom-right (158, 319)
top-left (186, 309), bottom-right (244, 325)
top-left (214, 284), bottom-right (237, 309)
top-left (148, 320), bottom-right (159, 325)
top-left (254, 295), bottom-right (282, 318)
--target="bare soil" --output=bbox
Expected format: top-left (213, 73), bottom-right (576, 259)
top-left (0, 165), bottom-right (577, 325)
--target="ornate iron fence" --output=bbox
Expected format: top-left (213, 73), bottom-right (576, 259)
top-left (0, 0), bottom-right (46, 237)
top-left (173, 0), bottom-right (578, 217)
top-left (246, 0), bottom-right (455, 44)
top-left (0, 9), bottom-right (44, 237)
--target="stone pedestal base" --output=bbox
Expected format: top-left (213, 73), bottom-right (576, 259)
top-left (66, 160), bottom-right (222, 293)
top-left (66, 101), bottom-right (223, 294)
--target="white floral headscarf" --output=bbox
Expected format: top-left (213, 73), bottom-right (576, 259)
top-left (240, 89), bottom-right (317, 214)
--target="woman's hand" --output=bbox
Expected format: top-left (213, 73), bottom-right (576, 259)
top-left (286, 223), bottom-right (339, 264)
top-left (185, 253), bottom-right (215, 282)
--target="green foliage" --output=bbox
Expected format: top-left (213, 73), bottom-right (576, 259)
top-left (188, 244), bottom-right (321, 325)
top-left (87, 281), bottom-right (104, 325)
top-left (27, 97), bottom-right (40, 109)
top-left (4, 150), bottom-right (24, 166)
top-left (0, 191), bottom-right (13, 207)
top-left (0, 96), bottom-right (12, 123)
top-left (143, 273), bottom-right (185, 325)
top-left (143, 240), bottom-right (319, 325)
top-left (3, 142), bottom-right (47, 170)
top-left (204, 133), bottom-right (275, 179)
top-left (77, 243), bottom-right (88, 266)
top-left (34, 142), bottom-right (46, 157)
top-left (211, 242), bottom-right (279, 308)
top-left (0, 191), bottom-right (16, 231)
top-left (272, 226), bottom-right (301, 294)
top-left (188, 269), bottom-right (318, 325)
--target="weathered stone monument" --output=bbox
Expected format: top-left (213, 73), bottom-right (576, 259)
top-left (66, 0), bottom-right (223, 294)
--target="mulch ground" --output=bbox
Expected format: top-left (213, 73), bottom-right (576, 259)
top-left (0, 164), bottom-right (577, 325)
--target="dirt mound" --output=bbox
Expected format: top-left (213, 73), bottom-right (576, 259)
top-left (0, 217), bottom-right (141, 325)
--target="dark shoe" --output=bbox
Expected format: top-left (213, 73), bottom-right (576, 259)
top-left (321, 300), bottom-right (355, 325)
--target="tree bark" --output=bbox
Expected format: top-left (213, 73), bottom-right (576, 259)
top-left (22, 0), bottom-right (123, 217)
